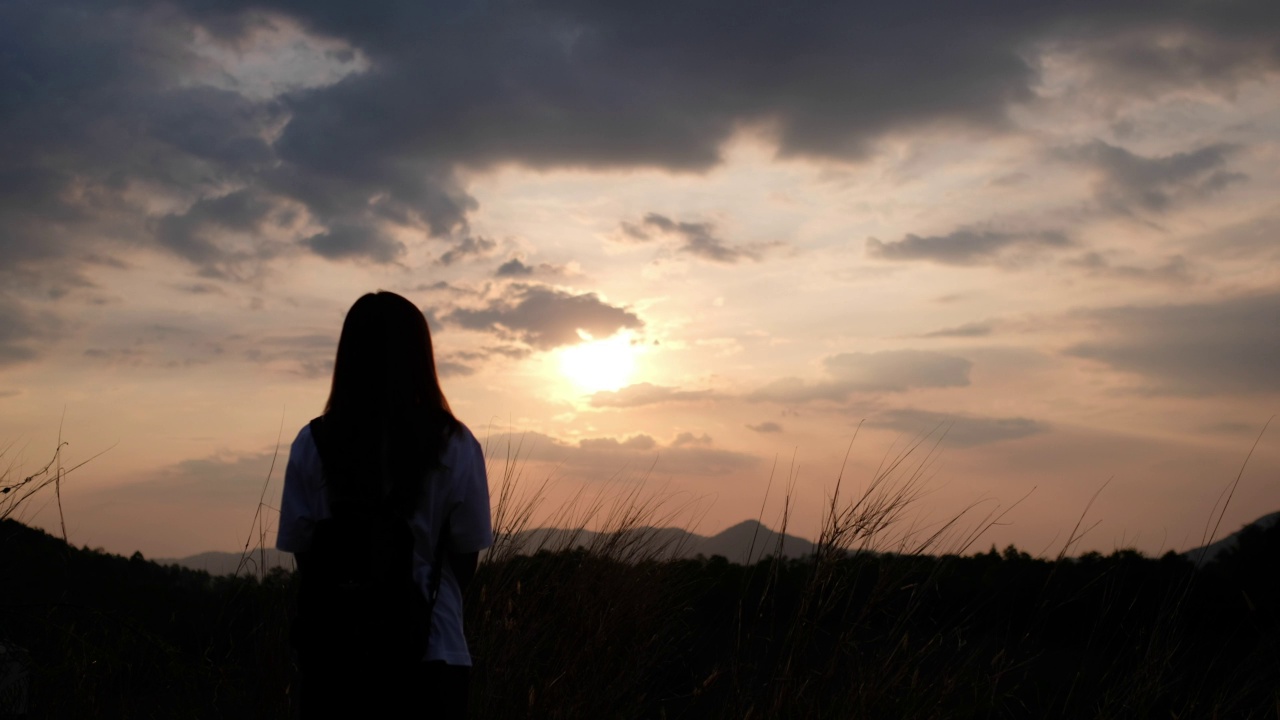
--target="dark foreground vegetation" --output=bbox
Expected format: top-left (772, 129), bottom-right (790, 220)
top-left (3, 515), bottom-right (1278, 719)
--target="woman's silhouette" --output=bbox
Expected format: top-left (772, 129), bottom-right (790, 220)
top-left (276, 291), bottom-right (491, 718)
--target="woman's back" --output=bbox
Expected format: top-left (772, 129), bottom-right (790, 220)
top-left (275, 291), bottom-right (492, 718)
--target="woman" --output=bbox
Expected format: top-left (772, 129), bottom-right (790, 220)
top-left (276, 291), bottom-right (492, 717)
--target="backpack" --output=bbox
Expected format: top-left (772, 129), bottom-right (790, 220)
top-left (292, 416), bottom-right (445, 668)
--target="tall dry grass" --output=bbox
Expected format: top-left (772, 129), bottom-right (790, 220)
top-left (4, 419), bottom-right (1275, 718)
top-left (462, 422), bottom-right (1277, 719)
top-left (466, 425), bottom-right (1041, 719)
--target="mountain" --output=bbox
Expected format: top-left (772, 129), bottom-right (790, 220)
top-left (696, 520), bottom-right (813, 561)
top-left (158, 520), bottom-right (815, 574)
top-left (1183, 510), bottom-right (1280, 564)
top-left (500, 519), bottom-right (814, 564)
top-left (157, 548), bottom-right (293, 576)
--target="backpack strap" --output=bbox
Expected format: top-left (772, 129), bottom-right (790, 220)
top-left (309, 414), bottom-right (452, 607)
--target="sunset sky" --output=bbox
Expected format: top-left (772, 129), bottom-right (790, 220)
top-left (3, 0), bottom-right (1278, 559)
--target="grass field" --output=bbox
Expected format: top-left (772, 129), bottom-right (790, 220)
top-left (2, 436), bottom-right (1277, 718)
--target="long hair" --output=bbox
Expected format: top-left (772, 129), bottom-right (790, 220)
top-left (321, 291), bottom-right (457, 511)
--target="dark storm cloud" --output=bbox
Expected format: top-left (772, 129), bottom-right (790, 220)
top-left (870, 408), bottom-right (1049, 447)
top-left (303, 224), bottom-right (405, 263)
top-left (1060, 141), bottom-right (1246, 214)
top-left (749, 350), bottom-right (972, 403)
top-left (0, 1), bottom-right (209, 271)
top-left (866, 229), bottom-right (1071, 266)
top-left (183, 0), bottom-right (1280, 170)
top-left (623, 214), bottom-right (758, 264)
top-left (156, 189), bottom-right (290, 276)
top-left (589, 382), bottom-right (718, 408)
top-left (1065, 292), bottom-right (1280, 394)
top-left (442, 284), bottom-right (642, 349)
top-left (5, 0), bottom-right (1280, 282)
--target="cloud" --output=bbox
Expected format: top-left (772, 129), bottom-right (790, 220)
top-left (488, 430), bottom-right (759, 476)
top-left (746, 422), bottom-right (783, 433)
top-left (174, 282), bottom-right (227, 295)
top-left (0, 295), bottom-right (58, 365)
top-left (866, 229), bottom-right (1071, 266)
top-left (672, 432), bottom-right (713, 448)
top-left (1065, 252), bottom-right (1193, 284)
top-left (1053, 22), bottom-right (1280, 99)
top-left (495, 258), bottom-right (535, 277)
top-left (438, 236), bottom-right (497, 266)
top-left (442, 284), bottom-right (642, 349)
top-left (920, 322), bottom-right (994, 338)
top-left (434, 344), bottom-right (532, 377)
top-left (824, 350), bottom-right (972, 392)
top-left (75, 448), bottom-right (283, 554)
top-left (242, 333), bottom-right (337, 378)
top-left (1189, 211), bottom-right (1280, 261)
top-left (869, 408), bottom-right (1049, 447)
top-left (154, 190), bottom-right (280, 269)
top-left (589, 383), bottom-right (716, 408)
top-left (1201, 420), bottom-right (1267, 436)
top-left (436, 360), bottom-right (477, 378)
top-left (495, 257), bottom-right (571, 278)
top-left (1060, 141), bottom-right (1246, 214)
top-left (749, 350), bottom-right (972, 403)
top-left (303, 223), bottom-right (404, 264)
top-left (1065, 292), bottom-right (1280, 394)
top-left (622, 213), bottom-right (758, 264)
top-left (579, 435), bottom-right (659, 452)
top-left (5, 0), bottom-right (1280, 287)
top-left (95, 449), bottom-right (279, 506)
top-left (78, 323), bottom-right (337, 376)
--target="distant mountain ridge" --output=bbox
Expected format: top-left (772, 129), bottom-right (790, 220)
top-left (500, 519), bottom-right (814, 563)
top-left (1183, 511), bottom-right (1280, 565)
top-left (159, 519), bottom-right (814, 575)
top-left (158, 549), bottom-right (294, 576)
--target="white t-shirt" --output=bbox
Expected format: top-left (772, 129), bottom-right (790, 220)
top-left (276, 419), bottom-right (493, 666)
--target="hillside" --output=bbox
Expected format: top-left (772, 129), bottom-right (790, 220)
top-left (159, 519), bottom-right (814, 575)
top-left (1183, 510), bottom-right (1280, 564)
top-left (499, 518), bottom-right (813, 562)
top-left (158, 548), bottom-right (293, 576)
top-left (3, 516), bottom-right (1278, 717)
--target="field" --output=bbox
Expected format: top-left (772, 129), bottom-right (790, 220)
top-left (2, 439), bottom-right (1278, 718)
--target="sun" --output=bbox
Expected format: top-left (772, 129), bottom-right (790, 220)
top-left (558, 332), bottom-right (638, 393)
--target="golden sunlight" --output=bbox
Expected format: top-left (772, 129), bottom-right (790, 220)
top-left (558, 332), bottom-right (638, 393)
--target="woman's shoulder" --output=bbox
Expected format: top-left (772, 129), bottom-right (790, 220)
top-left (445, 419), bottom-right (482, 452)
top-left (290, 422), bottom-right (317, 456)
top-left (292, 421), bottom-right (314, 443)
top-left (441, 419), bottom-right (484, 469)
